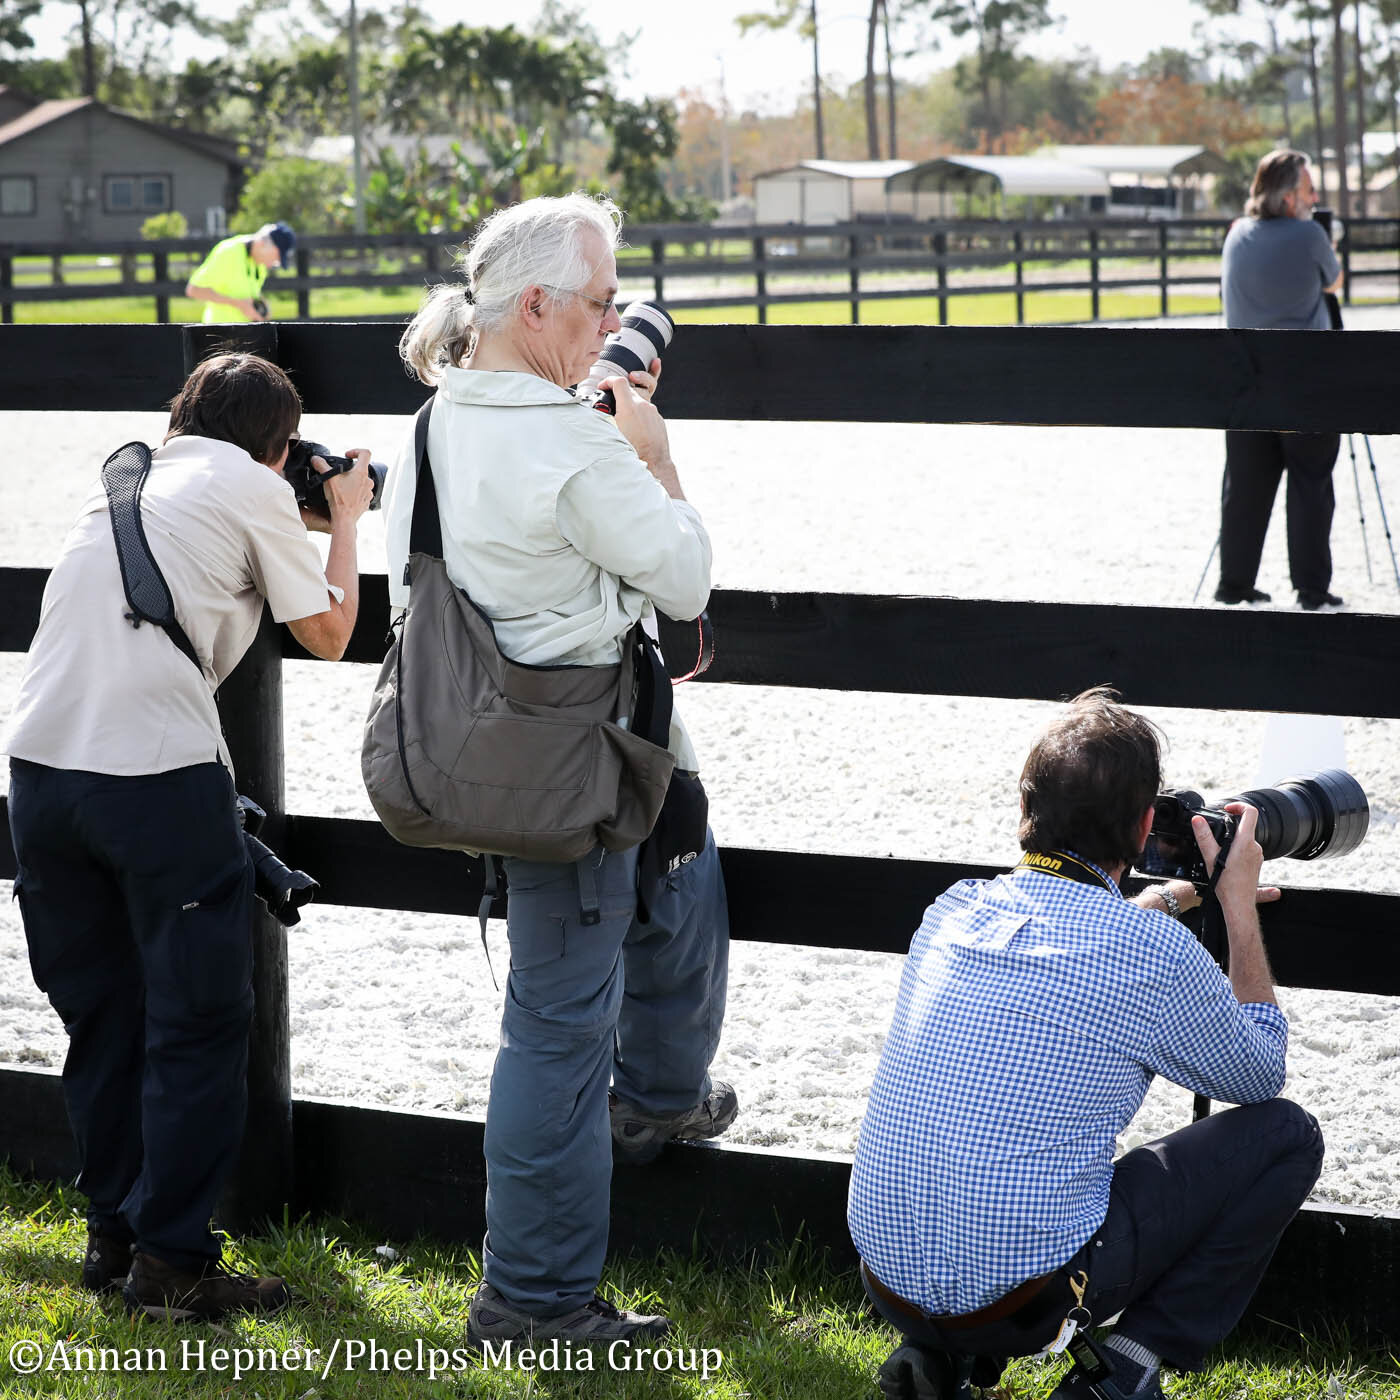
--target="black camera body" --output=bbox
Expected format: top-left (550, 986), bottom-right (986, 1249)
top-left (1139, 790), bottom-right (1234, 885)
top-left (283, 440), bottom-right (387, 520)
top-left (236, 795), bottom-right (319, 927)
top-left (1137, 769), bottom-right (1369, 887)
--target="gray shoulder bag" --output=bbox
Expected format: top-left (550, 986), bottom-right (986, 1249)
top-left (361, 399), bottom-right (676, 867)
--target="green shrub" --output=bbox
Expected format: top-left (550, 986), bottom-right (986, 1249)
top-left (140, 210), bottom-right (188, 240)
top-left (233, 156), bottom-right (353, 235)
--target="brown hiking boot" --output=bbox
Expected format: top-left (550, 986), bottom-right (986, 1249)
top-left (123, 1249), bottom-right (290, 1322)
top-left (81, 1224), bottom-right (134, 1294)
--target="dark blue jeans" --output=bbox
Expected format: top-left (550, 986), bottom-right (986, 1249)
top-left (9, 758), bottom-right (254, 1271)
top-left (864, 1098), bottom-right (1324, 1373)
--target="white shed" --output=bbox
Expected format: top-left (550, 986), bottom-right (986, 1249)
top-left (753, 159), bottom-right (915, 225)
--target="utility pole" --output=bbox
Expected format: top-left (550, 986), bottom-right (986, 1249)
top-left (348, 0), bottom-right (366, 235)
top-left (810, 0), bottom-right (825, 158)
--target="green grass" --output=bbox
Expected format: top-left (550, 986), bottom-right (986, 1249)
top-left (6, 285), bottom-right (428, 324)
top-left (1, 1167), bottom-right (1396, 1399)
top-left (671, 289), bottom-right (1223, 326)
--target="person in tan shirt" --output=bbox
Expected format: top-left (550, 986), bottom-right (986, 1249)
top-left (5, 352), bottom-right (372, 1323)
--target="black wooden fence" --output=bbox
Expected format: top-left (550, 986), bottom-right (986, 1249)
top-left (3, 215), bottom-right (1398, 325)
top-left (0, 321), bottom-right (1397, 1340)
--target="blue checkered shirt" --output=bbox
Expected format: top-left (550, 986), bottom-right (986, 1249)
top-left (847, 859), bottom-right (1288, 1316)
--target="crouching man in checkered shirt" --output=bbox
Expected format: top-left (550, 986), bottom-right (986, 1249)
top-left (848, 687), bottom-right (1323, 1400)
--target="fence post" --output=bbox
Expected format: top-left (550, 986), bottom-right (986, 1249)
top-left (849, 233), bottom-right (861, 325)
top-left (652, 238), bottom-right (665, 305)
top-left (1342, 224), bottom-right (1352, 307)
top-left (753, 234), bottom-right (768, 326)
top-left (152, 249), bottom-right (169, 325)
top-left (181, 322), bottom-right (293, 1234)
top-left (934, 230), bottom-right (949, 327)
top-left (1089, 228), bottom-right (1100, 322)
top-left (0, 254), bottom-right (11, 325)
top-left (1158, 224), bottom-right (1169, 317)
top-left (1014, 229), bottom-right (1025, 325)
top-left (296, 245), bottom-right (311, 320)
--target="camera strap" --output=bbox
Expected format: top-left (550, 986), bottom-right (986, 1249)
top-left (1016, 851), bottom-right (1118, 896)
top-left (100, 441), bottom-right (203, 676)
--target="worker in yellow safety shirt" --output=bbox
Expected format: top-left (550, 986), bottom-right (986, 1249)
top-left (185, 222), bottom-right (295, 323)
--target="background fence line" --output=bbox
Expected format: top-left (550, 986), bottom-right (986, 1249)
top-left (3, 216), bottom-right (1399, 324)
top-left (0, 321), bottom-right (1396, 1337)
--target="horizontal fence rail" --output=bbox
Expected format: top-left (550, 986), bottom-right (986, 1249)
top-left (0, 319), bottom-right (1396, 1341)
top-left (2, 321), bottom-right (1400, 433)
top-left (2, 216), bottom-right (1395, 325)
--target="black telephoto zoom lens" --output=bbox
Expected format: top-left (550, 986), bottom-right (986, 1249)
top-left (244, 833), bottom-right (320, 927)
top-left (1228, 768), bottom-right (1369, 862)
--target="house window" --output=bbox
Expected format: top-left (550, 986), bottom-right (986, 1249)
top-left (0, 176), bottom-right (35, 216)
top-left (104, 174), bottom-right (171, 214)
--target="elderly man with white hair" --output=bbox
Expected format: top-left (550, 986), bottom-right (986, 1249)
top-left (185, 221), bottom-right (295, 323)
top-left (384, 192), bottom-right (736, 1348)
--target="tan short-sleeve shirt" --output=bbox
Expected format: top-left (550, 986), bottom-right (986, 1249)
top-left (5, 435), bottom-right (336, 778)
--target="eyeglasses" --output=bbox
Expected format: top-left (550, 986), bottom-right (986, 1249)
top-left (541, 285), bottom-right (616, 322)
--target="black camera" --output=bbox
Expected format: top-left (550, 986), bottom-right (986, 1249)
top-left (283, 440), bottom-right (387, 520)
top-left (236, 795), bottom-right (319, 927)
top-left (1137, 768), bottom-right (1369, 886)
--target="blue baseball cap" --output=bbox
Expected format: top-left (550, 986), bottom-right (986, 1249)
top-left (265, 221), bottom-right (296, 269)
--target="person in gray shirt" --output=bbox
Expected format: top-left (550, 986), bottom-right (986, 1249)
top-left (1215, 150), bottom-right (1344, 610)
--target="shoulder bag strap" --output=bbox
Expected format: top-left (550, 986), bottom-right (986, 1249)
top-left (101, 440), bottom-right (202, 674)
top-left (406, 395), bottom-right (443, 564)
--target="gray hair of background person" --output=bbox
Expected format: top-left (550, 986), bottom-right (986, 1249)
top-left (399, 192), bottom-right (624, 386)
top-left (1245, 150), bottom-right (1309, 220)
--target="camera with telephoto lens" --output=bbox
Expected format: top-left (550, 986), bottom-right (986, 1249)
top-left (236, 795), bottom-right (319, 927)
top-left (1137, 768), bottom-right (1369, 886)
top-left (283, 439), bottom-right (387, 520)
top-left (575, 300), bottom-right (675, 415)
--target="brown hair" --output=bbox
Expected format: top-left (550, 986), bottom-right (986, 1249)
top-left (1018, 686), bottom-right (1163, 872)
top-left (1245, 150), bottom-right (1308, 220)
top-left (165, 352), bottom-right (301, 465)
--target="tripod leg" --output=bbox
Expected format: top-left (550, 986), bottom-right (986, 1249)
top-left (1347, 434), bottom-right (1373, 585)
top-left (1192, 533), bottom-right (1220, 603)
top-left (1362, 434), bottom-right (1400, 592)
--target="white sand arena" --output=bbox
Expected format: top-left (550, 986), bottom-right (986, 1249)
top-left (1, 307), bottom-right (1397, 1213)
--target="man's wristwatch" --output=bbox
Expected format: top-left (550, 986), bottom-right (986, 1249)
top-left (1155, 885), bottom-right (1182, 920)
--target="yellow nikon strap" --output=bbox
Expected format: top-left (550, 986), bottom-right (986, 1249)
top-left (1016, 850), bottom-right (1118, 896)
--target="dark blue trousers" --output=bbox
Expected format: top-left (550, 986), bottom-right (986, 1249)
top-left (9, 758), bottom-right (254, 1271)
top-left (864, 1098), bottom-right (1323, 1374)
top-left (1219, 429), bottom-right (1340, 596)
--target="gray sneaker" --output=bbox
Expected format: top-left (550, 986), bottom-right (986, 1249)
top-left (467, 1281), bottom-right (670, 1347)
top-left (609, 1082), bottom-right (740, 1165)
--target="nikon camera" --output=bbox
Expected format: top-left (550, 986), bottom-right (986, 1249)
top-left (1137, 769), bottom-right (1369, 886)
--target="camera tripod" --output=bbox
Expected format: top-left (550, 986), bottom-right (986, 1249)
top-left (1191, 431), bottom-right (1400, 602)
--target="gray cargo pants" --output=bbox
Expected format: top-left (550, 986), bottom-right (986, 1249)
top-left (481, 829), bottom-right (729, 1315)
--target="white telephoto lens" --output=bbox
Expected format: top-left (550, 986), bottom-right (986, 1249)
top-left (578, 301), bottom-right (675, 394)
